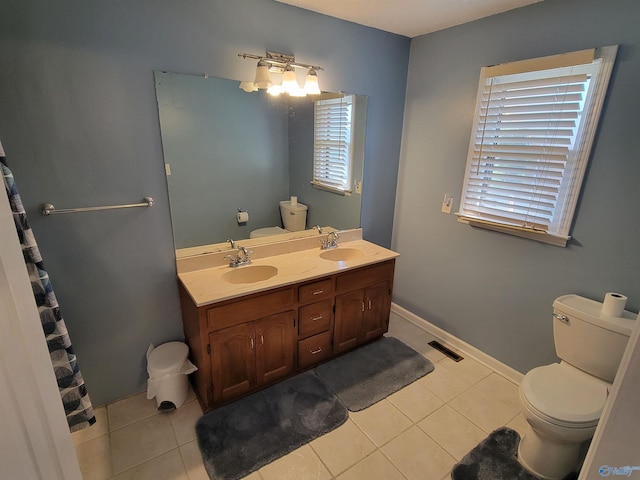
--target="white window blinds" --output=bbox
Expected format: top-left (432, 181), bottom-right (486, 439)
top-left (457, 47), bottom-right (617, 246)
top-left (312, 95), bottom-right (355, 193)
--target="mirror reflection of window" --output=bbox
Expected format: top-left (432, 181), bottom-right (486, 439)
top-left (312, 95), bottom-right (355, 194)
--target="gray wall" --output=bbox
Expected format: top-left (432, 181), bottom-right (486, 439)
top-left (0, 0), bottom-right (409, 405)
top-left (393, 0), bottom-right (640, 374)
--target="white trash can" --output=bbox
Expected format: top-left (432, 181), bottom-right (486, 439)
top-left (146, 342), bottom-right (197, 411)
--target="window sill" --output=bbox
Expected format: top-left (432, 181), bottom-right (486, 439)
top-left (310, 181), bottom-right (352, 196)
top-left (456, 215), bottom-right (570, 247)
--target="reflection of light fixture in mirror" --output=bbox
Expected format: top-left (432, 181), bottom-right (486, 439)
top-left (239, 81), bottom-right (258, 92)
top-left (238, 51), bottom-right (323, 97)
top-left (267, 84), bottom-right (283, 96)
top-left (304, 68), bottom-right (321, 95)
top-left (253, 59), bottom-right (272, 89)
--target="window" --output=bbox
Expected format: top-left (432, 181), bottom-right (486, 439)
top-left (457, 46), bottom-right (617, 246)
top-left (312, 94), bottom-right (355, 194)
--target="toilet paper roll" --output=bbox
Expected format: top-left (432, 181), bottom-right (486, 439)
top-left (602, 292), bottom-right (627, 317)
top-left (290, 196), bottom-right (297, 206)
top-left (236, 211), bottom-right (249, 223)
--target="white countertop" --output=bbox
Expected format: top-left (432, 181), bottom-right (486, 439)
top-left (178, 235), bottom-right (399, 307)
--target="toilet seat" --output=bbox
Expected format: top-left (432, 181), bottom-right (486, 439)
top-left (521, 363), bottom-right (608, 427)
top-left (249, 226), bottom-right (286, 238)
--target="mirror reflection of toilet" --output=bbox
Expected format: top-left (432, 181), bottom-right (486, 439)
top-left (517, 294), bottom-right (635, 480)
top-left (249, 200), bottom-right (308, 239)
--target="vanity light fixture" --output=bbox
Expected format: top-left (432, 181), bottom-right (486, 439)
top-left (238, 51), bottom-right (323, 97)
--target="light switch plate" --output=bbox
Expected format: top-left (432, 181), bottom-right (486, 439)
top-left (441, 194), bottom-right (453, 214)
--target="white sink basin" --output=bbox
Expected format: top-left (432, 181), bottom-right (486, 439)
top-left (221, 265), bottom-right (278, 284)
top-left (319, 248), bottom-right (364, 262)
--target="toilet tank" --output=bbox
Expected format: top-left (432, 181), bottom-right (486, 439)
top-left (553, 294), bottom-right (636, 382)
top-left (279, 200), bottom-right (308, 232)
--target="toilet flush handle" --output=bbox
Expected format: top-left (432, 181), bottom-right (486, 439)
top-left (553, 313), bottom-right (570, 324)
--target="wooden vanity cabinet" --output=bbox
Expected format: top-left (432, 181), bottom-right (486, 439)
top-left (210, 310), bottom-right (295, 403)
top-left (333, 261), bottom-right (394, 354)
top-left (179, 284), bottom-right (296, 409)
top-left (179, 258), bottom-right (395, 411)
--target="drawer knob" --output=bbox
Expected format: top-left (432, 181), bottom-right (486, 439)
top-left (311, 315), bottom-right (324, 321)
top-left (312, 289), bottom-right (324, 295)
top-left (310, 347), bottom-right (323, 355)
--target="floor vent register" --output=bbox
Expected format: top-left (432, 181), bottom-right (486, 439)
top-left (428, 341), bottom-right (464, 362)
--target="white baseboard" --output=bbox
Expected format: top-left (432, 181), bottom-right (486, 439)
top-left (391, 302), bottom-right (524, 384)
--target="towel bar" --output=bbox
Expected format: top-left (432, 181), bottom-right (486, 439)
top-left (41, 197), bottom-right (154, 215)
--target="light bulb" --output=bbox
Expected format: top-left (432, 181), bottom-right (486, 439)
top-left (281, 64), bottom-right (299, 94)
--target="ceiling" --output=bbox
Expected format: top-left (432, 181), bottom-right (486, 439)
top-left (274, 0), bottom-right (543, 38)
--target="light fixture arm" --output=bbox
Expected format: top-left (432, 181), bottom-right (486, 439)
top-left (238, 51), bottom-right (323, 72)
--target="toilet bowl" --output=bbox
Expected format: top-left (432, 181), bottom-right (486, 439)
top-left (516, 294), bottom-right (635, 480)
top-left (517, 363), bottom-right (607, 479)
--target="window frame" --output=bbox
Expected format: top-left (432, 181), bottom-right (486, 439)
top-left (456, 46), bottom-right (618, 246)
top-left (311, 94), bottom-right (356, 195)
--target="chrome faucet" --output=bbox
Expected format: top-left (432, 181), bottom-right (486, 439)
top-left (224, 246), bottom-right (252, 267)
top-left (313, 225), bottom-right (323, 234)
top-left (321, 231), bottom-right (339, 250)
top-left (226, 238), bottom-right (236, 249)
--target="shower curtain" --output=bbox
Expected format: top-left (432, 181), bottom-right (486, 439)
top-left (1, 141), bottom-right (95, 432)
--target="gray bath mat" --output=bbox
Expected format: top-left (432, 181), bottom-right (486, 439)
top-left (315, 336), bottom-right (434, 411)
top-left (195, 372), bottom-right (348, 480)
top-left (451, 427), bottom-right (578, 480)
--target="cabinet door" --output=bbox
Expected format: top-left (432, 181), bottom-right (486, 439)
top-left (255, 311), bottom-right (295, 385)
top-left (333, 289), bottom-right (365, 354)
top-left (210, 323), bottom-right (256, 403)
top-left (363, 282), bottom-right (391, 341)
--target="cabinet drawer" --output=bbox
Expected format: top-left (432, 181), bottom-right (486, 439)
top-left (298, 278), bottom-right (333, 303)
top-left (207, 287), bottom-right (295, 331)
top-left (298, 299), bottom-right (333, 338)
top-left (298, 331), bottom-right (332, 368)
top-left (336, 260), bottom-right (394, 293)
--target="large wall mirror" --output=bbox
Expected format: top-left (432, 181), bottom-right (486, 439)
top-left (154, 71), bottom-right (367, 256)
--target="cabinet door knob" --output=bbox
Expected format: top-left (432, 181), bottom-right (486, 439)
top-left (361, 301), bottom-right (365, 312)
top-left (368, 299), bottom-right (372, 310)
top-left (250, 337), bottom-right (254, 350)
top-left (260, 334), bottom-right (264, 346)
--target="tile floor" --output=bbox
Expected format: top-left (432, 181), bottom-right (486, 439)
top-left (72, 312), bottom-right (529, 480)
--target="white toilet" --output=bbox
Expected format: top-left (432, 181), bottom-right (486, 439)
top-left (249, 200), bottom-right (308, 239)
top-left (517, 294), bottom-right (635, 480)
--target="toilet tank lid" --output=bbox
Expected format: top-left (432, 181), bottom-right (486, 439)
top-left (280, 200), bottom-right (307, 211)
top-left (553, 294), bottom-right (636, 336)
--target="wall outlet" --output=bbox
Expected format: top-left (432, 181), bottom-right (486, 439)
top-left (165, 163), bottom-right (172, 176)
top-left (441, 194), bottom-right (453, 214)
top-left (355, 180), bottom-right (362, 194)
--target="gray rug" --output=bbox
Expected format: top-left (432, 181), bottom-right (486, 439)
top-left (451, 427), bottom-right (578, 480)
top-left (315, 336), bottom-right (434, 411)
top-left (195, 372), bottom-right (348, 480)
